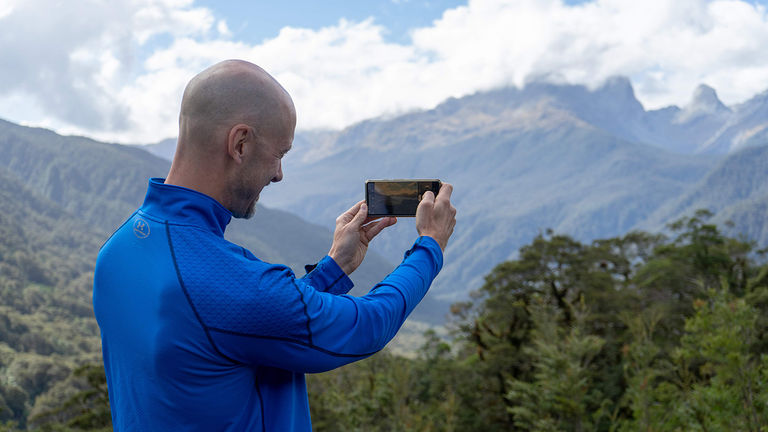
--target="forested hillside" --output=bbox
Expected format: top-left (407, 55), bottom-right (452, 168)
top-left (642, 143), bottom-right (768, 246)
top-left (0, 168), bottom-right (103, 426)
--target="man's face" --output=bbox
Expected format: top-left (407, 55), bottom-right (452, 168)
top-left (231, 117), bottom-right (294, 219)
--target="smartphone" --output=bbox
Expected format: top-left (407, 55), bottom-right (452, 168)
top-left (365, 179), bottom-right (442, 217)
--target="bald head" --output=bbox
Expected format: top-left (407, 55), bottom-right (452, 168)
top-left (178, 59), bottom-right (295, 152)
top-left (166, 60), bottom-right (297, 218)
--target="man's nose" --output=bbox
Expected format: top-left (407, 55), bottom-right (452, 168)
top-left (272, 160), bottom-right (283, 183)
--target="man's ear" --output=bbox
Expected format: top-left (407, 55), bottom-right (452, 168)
top-left (227, 124), bottom-right (251, 164)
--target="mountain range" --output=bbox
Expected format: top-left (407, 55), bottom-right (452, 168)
top-left (239, 78), bottom-right (768, 313)
top-left (142, 78), bottom-right (768, 161)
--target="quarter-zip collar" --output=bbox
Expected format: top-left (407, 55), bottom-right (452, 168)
top-left (140, 177), bottom-right (232, 237)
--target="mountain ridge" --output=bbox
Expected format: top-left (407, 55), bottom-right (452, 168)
top-left (640, 143), bottom-right (768, 245)
top-left (250, 77), bottom-right (767, 311)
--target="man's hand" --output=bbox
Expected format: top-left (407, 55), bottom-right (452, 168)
top-left (416, 183), bottom-right (456, 251)
top-left (328, 201), bottom-right (397, 275)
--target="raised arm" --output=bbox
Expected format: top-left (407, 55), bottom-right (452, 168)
top-left (206, 184), bottom-right (456, 372)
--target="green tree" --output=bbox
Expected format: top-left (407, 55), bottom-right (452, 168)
top-left (453, 230), bottom-right (656, 429)
top-left (30, 364), bottom-right (111, 431)
top-left (672, 283), bottom-right (768, 431)
top-left (617, 308), bottom-right (678, 431)
top-left (633, 210), bottom-right (754, 339)
top-left (506, 298), bottom-right (606, 431)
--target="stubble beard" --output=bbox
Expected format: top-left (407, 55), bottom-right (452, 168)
top-left (231, 194), bottom-right (258, 219)
top-left (230, 176), bottom-right (259, 219)
top-left (242, 199), bottom-right (257, 219)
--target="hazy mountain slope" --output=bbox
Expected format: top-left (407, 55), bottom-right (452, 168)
top-left (644, 84), bottom-right (733, 154)
top-left (434, 78), bottom-right (764, 156)
top-left (640, 143), bottom-right (768, 244)
top-left (142, 137), bottom-right (177, 161)
top-left (417, 78), bottom-right (730, 155)
top-left (0, 119), bottom-right (168, 232)
top-left (700, 89), bottom-right (768, 154)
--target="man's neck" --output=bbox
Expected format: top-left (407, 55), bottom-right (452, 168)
top-left (165, 163), bottom-right (230, 210)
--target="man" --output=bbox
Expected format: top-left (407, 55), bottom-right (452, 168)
top-left (93, 59), bottom-right (456, 431)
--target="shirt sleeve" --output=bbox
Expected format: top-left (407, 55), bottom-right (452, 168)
top-left (299, 255), bottom-right (354, 295)
top-left (206, 236), bottom-right (443, 373)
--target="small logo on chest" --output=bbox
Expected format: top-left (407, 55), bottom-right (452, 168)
top-left (133, 217), bottom-right (150, 239)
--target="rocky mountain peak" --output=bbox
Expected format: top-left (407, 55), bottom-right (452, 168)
top-left (677, 84), bottom-right (730, 123)
top-left (690, 84), bottom-right (729, 113)
top-left (599, 76), bottom-right (636, 100)
top-left (592, 76), bottom-right (645, 118)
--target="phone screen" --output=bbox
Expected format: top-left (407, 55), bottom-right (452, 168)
top-left (366, 180), bottom-right (441, 217)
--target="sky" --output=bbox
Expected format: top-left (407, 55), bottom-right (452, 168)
top-left (1, 0), bottom-right (768, 144)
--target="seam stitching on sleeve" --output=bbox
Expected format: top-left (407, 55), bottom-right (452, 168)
top-left (98, 210), bottom-right (137, 251)
top-left (166, 221), bottom-right (241, 365)
top-left (328, 273), bottom-right (345, 290)
top-left (254, 376), bottom-right (266, 432)
top-left (291, 279), bottom-right (314, 346)
top-left (208, 327), bottom-right (379, 358)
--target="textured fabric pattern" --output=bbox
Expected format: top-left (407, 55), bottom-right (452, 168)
top-left (170, 225), bottom-right (308, 338)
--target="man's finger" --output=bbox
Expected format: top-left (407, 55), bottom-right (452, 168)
top-left (365, 217), bottom-right (396, 241)
top-left (436, 183), bottom-right (453, 202)
top-left (338, 200), bottom-right (365, 225)
top-left (420, 190), bottom-right (435, 204)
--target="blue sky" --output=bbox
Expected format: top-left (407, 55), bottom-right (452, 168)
top-left (194, 0), bottom-right (468, 45)
top-left (1, 0), bottom-right (768, 144)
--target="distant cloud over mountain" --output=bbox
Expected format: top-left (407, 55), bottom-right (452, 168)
top-left (1, 0), bottom-right (768, 144)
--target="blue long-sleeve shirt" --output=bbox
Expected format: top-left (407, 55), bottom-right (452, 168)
top-left (93, 178), bottom-right (443, 431)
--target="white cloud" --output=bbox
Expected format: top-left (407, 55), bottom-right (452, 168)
top-left (0, 0), bottom-right (16, 19)
top-left (217, 19), bottom-right (232, 37)
top-left (0, 0), bottom-right (217, 142)
top-left (406, 0), bottom-right (768, 109)
top-left (1, 0), bottom-right (768, 143)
